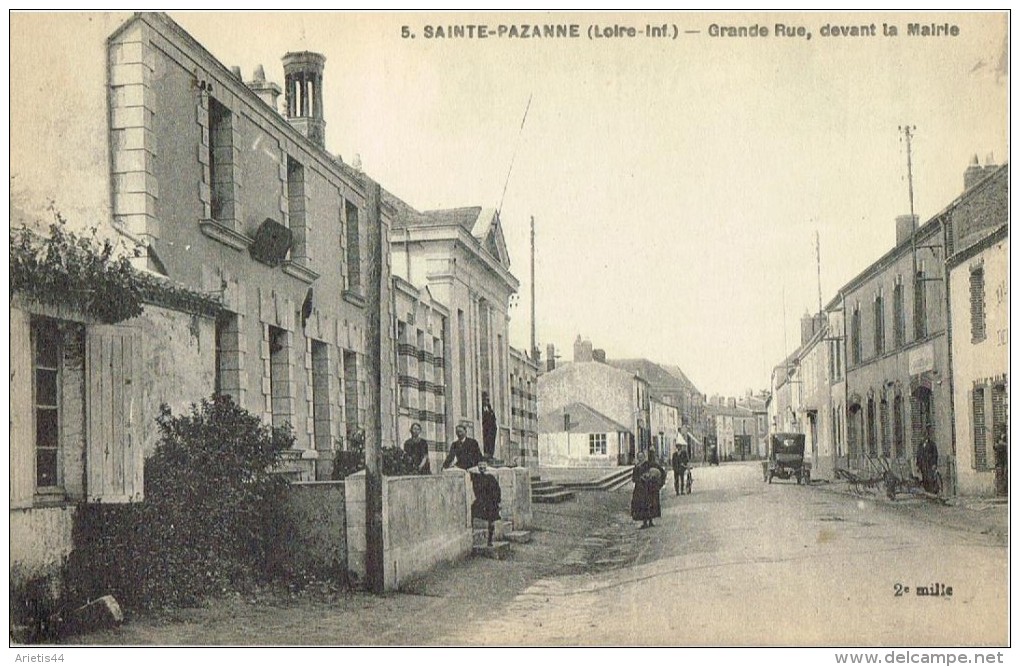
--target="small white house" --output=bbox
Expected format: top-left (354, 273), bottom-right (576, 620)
top-left (538, 402), bottom-right (630, 468)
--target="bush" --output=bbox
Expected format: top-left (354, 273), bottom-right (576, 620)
top-left (331, 430), bottom-right (419, 479)
top-left (65, 395), bottom-right (292, 610)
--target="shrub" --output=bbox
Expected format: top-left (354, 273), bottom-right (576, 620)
top-left (331, 430), bottom-right (419, 479)
top-left (65, 395), bottom-right (292, 610)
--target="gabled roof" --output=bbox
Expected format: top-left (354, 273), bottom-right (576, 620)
top-left (539, 402), bottom-right (631, 434)
top-left (607, 359), bottom-right (701, 399)
top-left (705, 403), bottom-right (754, 418)
top-left (389, 203), bottom-right (511, 268)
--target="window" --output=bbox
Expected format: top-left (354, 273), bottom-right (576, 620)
top-left (879, 399), bottom-right (890, 457)
top-left (914, 261), bottom-right (927, 340)
top-left (589, 433), bottom-right (607, 455)
top-left (458, 309), bottom-right (468, 414)
top-left (850, 304), bottom-right (862, 365)
top-left (311, 340), bottom-right (331, 451)
top-left (866, 397), bottom-right (877, 457)
top-left (970, 266), bottom-right (986, 344)
top-left (287, 157), bottom-right (307, 262)
top-left (214, 312), bottom-right (241, 400)
top-left (268, 326), bottom-right (292, 428)
top-left (33, 319), bottom-right (61, 489)
top-left (208, 97), bottom-right (234, 222)
top-left (873, 289), bottom-right (885, 356)
top-left (345, 200), bottom-right (361, 292)
top-left (893, 279), bottom-right (905, 348)
top-left (343, 349), bottom-right (360, 438)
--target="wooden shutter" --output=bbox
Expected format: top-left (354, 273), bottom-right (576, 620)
top-left (972, 387), bottom-right (987, 470)
top-left (86, 325), bottom-right (144, 503)
top-left (970, 268), bottom-right (986, 344)
top-left (10, 308), bottom-right (35, 507)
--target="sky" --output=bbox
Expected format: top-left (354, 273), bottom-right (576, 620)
top-left (10, 11), bottom-right (1010, 397)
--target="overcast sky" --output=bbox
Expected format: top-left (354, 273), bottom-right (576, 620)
top-left (13, 11), bottom-right (1009, 397)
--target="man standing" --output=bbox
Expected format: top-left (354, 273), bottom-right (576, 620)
top-left (443, 424), bottom-right (483, 471)
top-left (671, 442), bottom-right (690, 496)
top-left (481, 392), bottom-right (498, 461)
top-left (915, 427), bottom-right (939, 494)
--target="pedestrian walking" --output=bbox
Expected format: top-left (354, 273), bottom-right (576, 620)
top-left (402, 422), bottom-right (431, 474)
top-left (631, 450), bottom-right (666, 528)
top-left (443, 424), bottom-right (483, 471)
top-left (470, 460), bottom-right (502, 546)
top-left (671, 442), bottom-right (691, 496)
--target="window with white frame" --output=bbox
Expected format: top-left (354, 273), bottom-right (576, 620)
top-left (589, 433), bottom-right (607, 455)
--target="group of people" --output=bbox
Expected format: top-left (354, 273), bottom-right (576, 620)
top-left (630, 443), bottom-right (693, 529)
top-left (402, 394), bottom-right (502, 546)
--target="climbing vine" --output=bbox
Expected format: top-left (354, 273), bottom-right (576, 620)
top-left (10, 213), bottom-right (219, 323)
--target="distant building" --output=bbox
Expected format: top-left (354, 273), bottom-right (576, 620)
top-left (538, 402), bottom-right (631, 468)
top-left (538, 359), bottom-right (651, 466)
top-left (705, 400), bottom-right (756, 462)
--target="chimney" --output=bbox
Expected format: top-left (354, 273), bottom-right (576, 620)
top-left (581, 338), bottom-right (593, 362)
top-left (728, 397), bottom-right (737, 409)
top-left (800, 312), bottom-right (816, 346)
top-left (895, 214), bottom-right (918, 246)
top-left (573, 335), bottom-right (584, 362)
top-left (546, 343), bottom-right (557, 372)
top-left (592, 349), bottom-right (606, 363)
top-left (247, 64), bottom-right (282, 113)
top-left (230, 66), bottom-right (242, 80)
top-left (282, 51), bottom-right (327, 149)
top-left (963, 154), bottom-right (1001, 191)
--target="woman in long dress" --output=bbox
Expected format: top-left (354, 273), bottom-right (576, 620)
top-left (631, 449), bottom-right (666, 528)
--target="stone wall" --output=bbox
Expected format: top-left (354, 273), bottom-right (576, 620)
top-left (345, 469), bottom-right (472, 591)
top-left (490, 466), bottom-right (533, 530)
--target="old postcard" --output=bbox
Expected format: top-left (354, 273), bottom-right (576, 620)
top-left (8, 10), bottom-right (1010, 658)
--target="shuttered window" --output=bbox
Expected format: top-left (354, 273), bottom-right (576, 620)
top-left (893, 395), bottom-right (905, 459)
top-left (874, 292), bottom-right (885, 356)
top-left (914, 264), bottom-right (927, 340)
top-left (970, 266), bottom-right (986, 344)
top-left (34, 319), bottom-right (62, 489)
top-left (850, 306), bottom-right (862, 365)
top-left (972, 386), bottom-right (987, 470)
top-left (880, 399), bottom-right (890, 457)
top-left (866, 398), bottom-right (877, 456)
top-left (893, 281), bottom-right (905, 348)
top-left (991, 383), bottom-right (1007, 446)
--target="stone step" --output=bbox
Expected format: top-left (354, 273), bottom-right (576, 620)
top-left (506, 530), bottom-right (532, 544)
top-left (472, 541), bottom-right (511, 560)
top-left (533, 489), bottom-right (575, 503)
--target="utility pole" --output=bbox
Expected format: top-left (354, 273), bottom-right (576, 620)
top-left (364, 178), bottom-right (385, 594)
top-left (530, 215), bottom-right (538, 364)
top-left (900, 124), bottom-right (919, 322)
top-left (815, 229), bottom-right (823, 317)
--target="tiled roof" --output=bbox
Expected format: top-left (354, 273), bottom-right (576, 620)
top-left (539, 402), bottom-right (631, 434)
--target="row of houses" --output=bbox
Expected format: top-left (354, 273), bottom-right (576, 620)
top-left (536, 336), bottom-right (707, 468)
top-left (11, 12), bottom-right (539, 591)
top-left (768, 159), bottom-right (1008, 496)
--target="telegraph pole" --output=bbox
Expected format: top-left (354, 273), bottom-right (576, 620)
top-left (364, 178), bottom-right (384, 594)
top-left (530, 216), bottom-right (538, 363)
top-left (901, 125), bottom-right (919, 312)
top-left (815, 230), bottom-right (823, 317)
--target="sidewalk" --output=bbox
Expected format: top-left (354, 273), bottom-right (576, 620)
top-left (812, 478), bottom-right (1009, 544)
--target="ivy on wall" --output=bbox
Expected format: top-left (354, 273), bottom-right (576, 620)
top-left (10, 215), bottom-right (220, 323)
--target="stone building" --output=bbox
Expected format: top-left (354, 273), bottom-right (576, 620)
top-left (832, 162), bottom-right (1007, 491)
top-left (948, 222), bottom-right (1008, 496)
top-left (388, 204), bottom-right (520, 462)
top-left (538, 357), bottom-right (651, 466)
top-left (509, 346), bottom-right (540, 469)
top-left (538, 402), bottom-right (631, 468)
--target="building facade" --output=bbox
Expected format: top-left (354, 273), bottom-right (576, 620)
top-left (389, 204), bottom-right (520, 462)
top-left (509, 347), bottom-right (540, 469)
top-left (538, 402), bottom-right (630, 468)
top-left (948, 224), bottom-right (1009, 496)
top-left (538, 360), bottom-right (651, 466)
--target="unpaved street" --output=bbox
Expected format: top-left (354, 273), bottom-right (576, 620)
top-left (80, 463), bottom-right (1007, 646)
